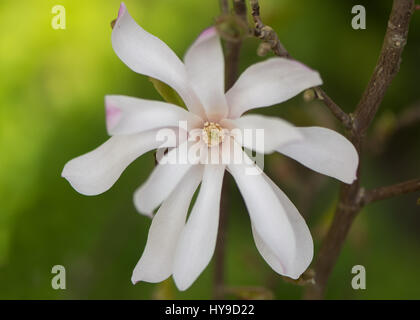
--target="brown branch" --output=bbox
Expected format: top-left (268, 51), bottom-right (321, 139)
top-left (248, 0), bottom-right (416, 300)
top-left (250, 0), bottom-right (290, 58)
top-left (223, 0), bottom-right (248, 89)
top-left (302, 178), bottom-right (419, 300)
top-left (314, 88), bottom-right (354, 130)
top-left (303, 162), bottom-right (362, 300)
top-left (249, 0), bottom-right (353, 130)
top-left (233, 0), bottom-right (247, 21)
top-left (304, 0), bottom-right (415, 300)
top-left (214, 0), bottom-right (247, 300)
top-left (354, 0), bottom-right (415, 136)
top-left (363, 178), bottom-right (420, 205)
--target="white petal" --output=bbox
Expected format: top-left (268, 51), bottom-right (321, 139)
top-left (133, 142), bottom-right (201, 215)
top-left (111, 3), bottom-right (204, 116)
top-left (184, 27), bottom-right (228, 121)
top-left (173, 164), bottom-right (225, 291)
top-left (226, 58), bottom-right (323, 118)
top-left (251, 173), bottom-right (313, 277)
top-left (131, 165), bottom-right (203, 284)
top-left (224, 114), bottom-right (304, 154)
top-left (276, 127), bottom-right (358, 184)
top-left (62, 130), bottom-right (166, 196)
top-left (251, 225), bottom-right (284, 273)
top-left (105, 95), bottom-right (202, 135)
top-left (228, 151), bottom-right (304, 279)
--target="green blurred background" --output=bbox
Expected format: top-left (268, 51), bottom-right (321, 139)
top-left (0, 0), bottom-right (419, 299)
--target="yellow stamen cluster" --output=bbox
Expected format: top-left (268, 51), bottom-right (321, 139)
top-left (202, 122), bottom-right (224, 147)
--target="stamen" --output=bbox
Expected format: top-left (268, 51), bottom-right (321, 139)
top-left (202, 122), bottom-right (224, 147)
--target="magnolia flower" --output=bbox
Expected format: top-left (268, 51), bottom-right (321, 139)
top-left (62, 3), bottom-right (358, 291)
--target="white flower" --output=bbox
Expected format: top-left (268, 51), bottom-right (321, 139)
top-left (61, 3), bottom-right (358, 291)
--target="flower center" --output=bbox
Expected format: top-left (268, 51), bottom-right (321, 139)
top-left (202, 122), bottom-right (224, 147)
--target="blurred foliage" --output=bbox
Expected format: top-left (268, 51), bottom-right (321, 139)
top-left (149, 77), bottom-right (186, 108)
top-left (0, 0), bottom-right (419, 299)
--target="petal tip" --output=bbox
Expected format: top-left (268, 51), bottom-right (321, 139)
top-left (131, 275), bottom-right (139, 285)
top-left (344, 174), bottom-right (358, 185)
top-left (200, 26), bottom-right (216, 37)
top-left (292, 59), bottom-right (323, 86)
top-left (133, 192), bottom-right (154, 218)
top-left (60, 165), bottom-right (67, 179)
top-left (142, 211), bottom-right (154, 219)
top-left (196, 26), bottom-right (217, 44)
top-left (285, 272), bottom-right (301, 280)
top-left (61, 162), bottom-right (74, 185)
top-left (117, 2), bottom-right (127, 19)
top-left (342, 151), bottom-right (359, 184)
top-left (173, 277), bottom-right (190, 292)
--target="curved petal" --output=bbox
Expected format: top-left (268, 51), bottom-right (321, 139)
top-left (251, 173), bottom-right (313, 277)
top-left (276, 127), bottom-right (358, 184)
top-left (228, 151), bottom-right (307, 279)
top-left (226, 58), bottom-right (323, 118)
top-left (251, 225), bottom-right (285, 273)
top-left (173, 164), bottom-right (225, 291)
top-left (131, 165), bottom-right (203, 284)
top-left (133, 142), bottom-right (201, 215)
top-left (224, 114), bottom-right (304, 154)
top-left (184, 27), bottom-right (228, 121)
top-left (105, 95), bottom-right (202, 135)
top-left (62, 130), bottom-right (167, 196)
top-left (111, 3), bottom-right (204, 116)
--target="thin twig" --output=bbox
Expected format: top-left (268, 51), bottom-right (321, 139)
top-left (314, 88), bottom-right (354, 130)
top-left (363, 178), bottom-right (420, 205)
top-left (250, 0), bottom-right (290, 57)
top-left (249, 0), bottom-right (353, 130)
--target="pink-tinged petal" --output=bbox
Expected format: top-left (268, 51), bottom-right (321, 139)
top-left (184, 27), bottom-right (228, 121)
top-left (226, 58), bottom-right (323, 118)
top-left (117, 2), bottom-right (126, 19)
top-left (276, 127), bottom-right (358, 184)
top-left (112, 4), bottom-right (205, 117)
top-left (105, 102), bottom-right (122, 133)
top-left (173, 164), bottom-right (225, 291)
top-left (105, 95), bottom-right (202, 136)
top-left (198, 27), bottom-right (217, 40)
top-left (62, 130), bottom-right (171, 196)
top-left (131, 165), bottom-right (203, 284)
